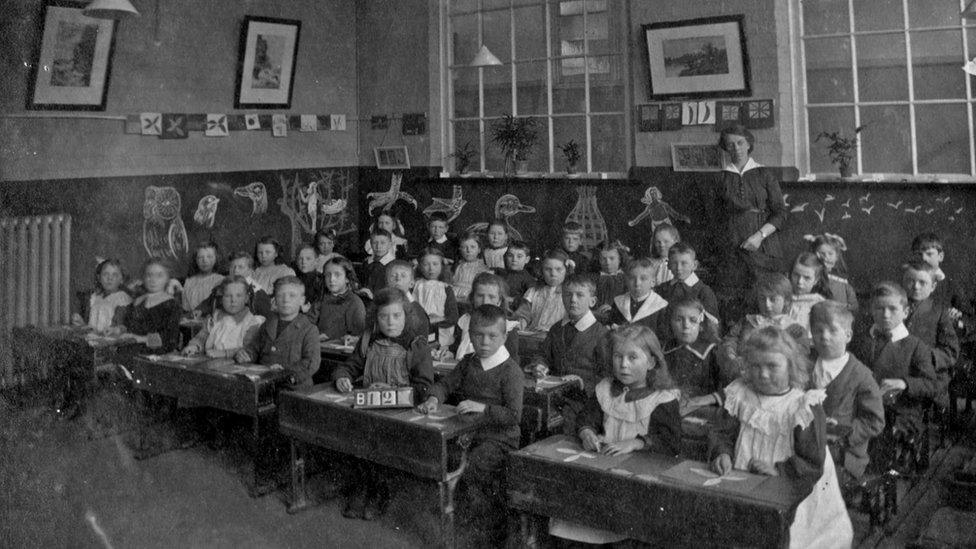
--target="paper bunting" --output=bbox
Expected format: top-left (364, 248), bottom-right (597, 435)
top-left (681, 102), bottom-right (698, 126)
top-left (160, 114), bottom-right (188, 139)
top-left (123, 112), bottom-right (349, 136)
top-left (662, 103), bottom-right (682, 130)
top-left (697, 101), bottom-right (716, 125)
top-left (272, 114), bottom-right (288, 137)
top-left (331, 114), bottom-right (346, 131)
top-left (205, 114), bottom-right (228, 137)
top-left (637, 104), bottom-right (662, 132)
top-left (744, 100), bottom-right (774, 129)
top-left (245, 114), bottom-right (261, 130)
top-left (635, 99), bottom-right (774, 132)
top-left (124, 114), bottom-right (142, 134)
top-left (186, 114), bottom-right (206, 132)
top-left (714, 101), bottom-right (743, 132)
top-left (300, 114), bottom-right (317, 132)
top-left (141, 113), bottom-right (161, 136)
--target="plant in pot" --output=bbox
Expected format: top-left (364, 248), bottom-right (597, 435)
top-left (490, 114), bottom-right (538, 176)
top-left (561, 140), bottom-right (582, 175)
top-left (448, 141), bottom-right (477, 177)
top-left (815, 125), bottom-right (864, 179)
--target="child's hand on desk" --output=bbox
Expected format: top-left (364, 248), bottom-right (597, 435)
top-left (417, 397), bottom-right (438, 414)
top-left (880, 378), bottom-right (907, 393)
top-left (456, 400), bottom-right (485, 414)
top-left (748, 458), bottom-right (778, 476)
top-left (234, 349), bottom-right (253, 363)
top-left (579, 429), bottom-right (601, 452)
top-left (205, 348), bottom-right (226, 358)
top-left (526, 363), bottom-right (549, 379)
top-left (602, 438), bottom-right (644, 456)
top-left (712, 453), bottom-right (732, 476)
top-left (182, 345), bottom-right (200, 356)
top-left (336, 377), bottom-right (354, 393)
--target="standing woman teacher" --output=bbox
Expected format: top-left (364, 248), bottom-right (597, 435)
top-left (716, 124), bottom-right (789, 322)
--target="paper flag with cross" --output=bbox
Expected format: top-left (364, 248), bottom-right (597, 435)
top-left (141, 113), bottom-right (161, 136)
top-left (714, 101), bottom-right (744, 132)
top-left (744, 99), bottom-right (774, 129)
top-left (205, 114), bottom-right (228, 137)
top-left (160, 114), bottom-right (188, 139)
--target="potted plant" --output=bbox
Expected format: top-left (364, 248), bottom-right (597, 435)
top-left (490, 114), bottom-right (538, 175)
top-left (561, 140), bottom-right (582, 175)
top-left (448, 141), bottom-right (477, 177)
top-left (815, 126), bottom-right (865, 179)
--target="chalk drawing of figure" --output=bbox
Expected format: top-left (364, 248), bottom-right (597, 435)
top-left (627, 185), bottom-right (691, 230)
top-left (466, 194), bottom-right (536, 241)
top-left (193, 195), bottom-right (220, 228)
top-left (423, 185), bottom-right (467, 223)
top-left (143, 186), bottom-right (189, 260)
top-left (234, 182), bottom-right (268, 215)
top-left (299, 181), bottom-right (322, 230)
top-left (366, 172), bottom-right (418, 215)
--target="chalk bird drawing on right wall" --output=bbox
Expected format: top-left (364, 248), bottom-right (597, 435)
top-left (193, 195), bottom-right (220, 228)
top-left (423, 185), bottom-right (467, 223)
top-left (234, 182), bottom-right (268, 215)
top-left (627, 185), bottom-right (690, 230)
top-left (466, 194), bottom-right (536, 241)
top-left (367, 172), bottom-right (418, 215)
top-left (143, 185), bottom-right (189, 260)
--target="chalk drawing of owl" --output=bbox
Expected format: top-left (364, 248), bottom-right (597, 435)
top-left (234, 182), bottom-right (268, 215)
top-left (193, 195), bottom-right (220, 228)
top-left (143, 186), bottom-right (189, 260)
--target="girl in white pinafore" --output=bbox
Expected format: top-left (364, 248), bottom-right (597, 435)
top-left (710, 326), bottom-right (852, 549)
top-left (182, 276), bottom-right (265, 359)
top-left (414, 247), bottom-right (459, 347)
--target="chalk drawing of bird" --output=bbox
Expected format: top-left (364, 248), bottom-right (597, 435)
top-left (841, 212), bottom-right (851, 220)
top-left (861, 205), bottom-right (875, 215)
top-left (859, 193), bottom-right (871, 202)
top-left (936, 196), bottom-right (951, 203)
top-left (841, 198), bottom-right (852, 208)
top-left (193, 195), bottom-right (220, 228)
top-left (904, 205), bottom-right (921, 214)
top-left (783, 193), bottom-right (791, 206)
top-left (956, 206), bottom-right (964, 214)
top-left (825, 194), bottom-right (835, 202)
top-left (466, 194), bottom-right (536, 241)
top-left (423, 185), bottom-right (467, 223)
top-left (790, 203), bottom-right (808, 213)
top-left (949, 216), bottom-right (956, 222)
top-left (143, 186), bottom-right (189, 260)
top-left (320, 199), bottom-right (348, 216)
top-left (925, 208), bottom-right (935, 215)
top-left (887, 200), bottom-right (903, 209)
top-left (814, 206), bottom-right (826, 222)
top-left (366, 173), bottom-right (418, 215)
top-left (234, 182), bottom-right (268, 215)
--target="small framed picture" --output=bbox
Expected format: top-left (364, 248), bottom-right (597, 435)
top-left (374, 146), bottom-right (411, 170)
top-left (670, 143), bottom-right (725, 172)
top-left (234, 16), bottom-right (301, 109)
top-left (27, 0), bottom-right (118, 111)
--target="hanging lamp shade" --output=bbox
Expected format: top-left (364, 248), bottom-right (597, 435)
top-left (83, 0), bottom-right (139, 19)
top-left (470, 45), bottom-right (502, 67)
top-left (963, 0), bottom-right (976, 20)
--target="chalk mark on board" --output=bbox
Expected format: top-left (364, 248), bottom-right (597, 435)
top-left (143, 186), bottom-right (188, 260)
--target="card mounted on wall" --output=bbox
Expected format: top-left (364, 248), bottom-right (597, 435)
top-left (186, 114), bottom-right (207, 132)
top-left (637, 104), bottom-right (662, 132)
top-left (141, 113), bottom-right (161, 136)
top-left (371, 115), bottom-right (389, 130)
top-left (245, 114), bottom-right (261, 130)
top-left (331, 114), bottom-right (346, 131)
top-left (402, 113), bottom-right (426, 135)
top-left (681, 102), bottom-right (698, 126)
top-left (696, 101), bottom-right (716, 125)
top-left (160, 114), bottom-right (188, 139)
top-left (300, 114), bottom-right (317, 132)
top-left (205, 114), bottom-right (228, 137)
top-left (714, 101), bottom-right (743, 132)
top-left (662, 104), bottom-right (682, 130)
top-left (125, 114), bottom-right (142, 134)
top-left (317, 115), bottom-right (332, 130)
top-left (272, 114), bottom-right (288, 137)
top-left (227, 115), bottom-right (247, 131)
top-left (744, 100), bottom-right (774, 129)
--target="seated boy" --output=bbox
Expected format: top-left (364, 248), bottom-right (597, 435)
top-left (198, 252), bottom-right (272, 318)
top-left (560, 222), bottom-right (592, 275)
top-left (362, 229), bottom-right (396, 298)
top-left (417, 304), bottom-right (523, 543)
top-left (912, 232), bottom-right (973, 331)
top-left (809, 301), bottom-right (885, 481)
top-left (902, 260), bottom-right (960, 403)
top-left (497, 240), bottom-right (537, 304)
top-left (655, 242), bottom-right (720, 340)
top-left (526, 275), bottom-right (610, 433)
top-left (236, 276), bottom-right (320, 387)
top-left (851, 282), bottom-right (939, 437)
top-left (426, 212), bottom-right (458, 263)
top-left (384, 259), bottom-right (432, 339)
top-left (609, 257), bottom-right (669, 334)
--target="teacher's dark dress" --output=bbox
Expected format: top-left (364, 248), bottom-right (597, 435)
top-left (717, 160), bottom-right (789, 292)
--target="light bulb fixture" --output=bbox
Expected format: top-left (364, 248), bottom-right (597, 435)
top-left (963, 0), bottom-right (976, 20)
top-left (83, 0), bottom-right (139, 19)
top-left (469, 45), bottom-right (502, 67)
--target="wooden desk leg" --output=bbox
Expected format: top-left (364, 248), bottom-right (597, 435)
top-left (519, 513), bottom-right (539, 549)
top-left (287, 439), bottom-right (312, 514)
top-left (439, 435), bottom-right (473, 548)
top-left (247, 413), bottom-right (277, 497)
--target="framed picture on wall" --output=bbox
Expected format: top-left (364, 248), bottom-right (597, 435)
top-left (27, 0), bottom-right (118, 111)
top-left (670, 143), bottom-right (725, 172)
top-left (374, 146), bottom-right (411, 170)
top-left (234, 16), bottom-right (301, 109)
top-left (642, 15), bottom-right (750, 100)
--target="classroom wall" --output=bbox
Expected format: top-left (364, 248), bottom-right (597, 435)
top-left (0, 0), bottom-right (359, 181)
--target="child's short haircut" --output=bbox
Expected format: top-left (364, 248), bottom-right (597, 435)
top-left (459, 230), bottom-right (482, 248)
top-left (470, 303), bottom-right (508, 331)
top-left (543, 248), bottom-right (569, 264)
top-left (871, 281), bottom-right (908, 307)
top-left (314, 227), bottom-right (337, 242)
top-left (385, 259), bottom-right (416, 278)
top-left (373, 287), bottom-right (409, 310)
top-left (755, 273), bottom-right (793, 303)
top-left (653, 223), bottom-right (680, 241)
top-left (717, 124), bottom-right (756, 153)
top-left (428, 211), bottom-right (449, 224)
top-left (901, 259), bottom-right (941, 278)
top-left (507, 240), bottom-right (531, 254)
top-left (563, 273), bottom-right (596, 295)
top-left (911, 232), bottom-right (943, 253)
top-left (740, 326), bottom-right (811, 390)
top-left (562, 221), bottom-right (584, 235)
top-left (324, 255), bottom-right (360, 290)
top-left (254, 236), bottom-right (287, 265)
top-left (627, 256), bottom-right (655, 272)
top-left (273, 275), bottom-right (305, 294)
top-left (470, 272), bottom-right (510, 307)
top-left (609, 324), bottom-right (674, 390)
top-left (217, 275), bottom-right (255, 305)
top-left (596, 239), bottom-right (631, 264)
top-left (809, 300), bottom-right (853, 330)
top-left (228, 251), bottom-right (254, 268)
top-left (370, 228), bottom-right (393, 241)
top-left (488, 219), bottom-right (509, 233)
top-left (792, 252), bottom-right (832, 299)
top-left (670, 297), bottom-right (719, 343)
top-left (667, 241), bottom-right (696, 260)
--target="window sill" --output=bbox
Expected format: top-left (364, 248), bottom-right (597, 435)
top-left (798, 173), bottom-right (976, 184)
top-left (442, 171), bottom-right (628, 180)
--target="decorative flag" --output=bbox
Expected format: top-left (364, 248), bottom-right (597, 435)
top-left (300, 114), bottom-right (317, 132)
top-left (245, 114), bottom-right (261, 130)
top-left (160, 114), bottom-right (188, 139)
top-left (124, 114), bottom-right (142, 134)
top-left (317, 115), bottom-right (332, 130)
top-left (681, 102), bottom-right (698, 126)
top-left (287, 115), bottom-right (302, 130)
top-left (227, 115), bottom-right (247, 131)
top-left (714, 101), bottom-right (743, 132)
top-left (662, 103), bottom-right (682, 130)
top-left (637, 104), bottom-right (662, 132)
top-left (331, 114), bottom-right (346, 131)
top-left (186, 114), bottom-right (207, 132)
top-left (205, 114), bottom-right (228, 137)
top-left (744, 99), bottom-right (774, 129)
top-left (272, 114), bottom-right (288, 137)
top-left (141, 113), bottom-right (161, 136)
top-left (696, 101), bottom-right (716, 125)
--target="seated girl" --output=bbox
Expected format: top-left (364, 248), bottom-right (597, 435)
top-left (317, 256), bottom-right (367, 342)
top-left (182, 276), bottom-right (266, 358)
top-left (120, 259), bottom-right (182, 354)
top-left (72, 258), bottom-right (132, 333)
top-left (181, 241), bottom-right (224, 314)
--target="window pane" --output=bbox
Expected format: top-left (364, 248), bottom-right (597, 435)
top-left (451, 14), bottom-right (479, 66)
top-left (513, 0), bottom-right (543, 5)
top-left (805, 37), bottom-right (853, 103)
top-left (514, 5), bottom-right (547, 60)
top-left (524, 116), bottom-right (550, 172)
top-left (807, 107), bottom-right (855, 173)
top-left (484, 0), bottom-right (511, 9)
top-left (912, 30), bottom-right (965, 100)
top-left (452, 120), bottom-right (483, 171)
top-left (908, 0), bottom-right (961, 28)
top-left (515, 61), bottom-right (547, 115)
top-left (860, 105), bottom-right (912, 174)
top-left (856, 33), bottom-right (907, 101)
top-left (483, 65), bottom-right (512, 117)
top-left (802, 0), bottom-right (849, 36)
top-left (553, 81), bottom-right (585, 113)
top-left (553, 116), bottom-right (587, 172)
top-left (591, 82), bottom-right (623, 112)
top-left (591, 115), bottom-right (624, 172)
top-left (452, 68), bottom-right (480, 118)
top-left (853, 0), bottom-right (903, 32)
top-left (483, 9), bottom-right (512, 63)
top-left (918, 104), bottom-right (969, 174)
top-left (586, 56), bottom-right (617, 82)
top-left (450, 0), bottom-right (479, 14)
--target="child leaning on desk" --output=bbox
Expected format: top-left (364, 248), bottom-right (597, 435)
top-left (183, 276), bottom-right (265, 359)
top-left (708, 326), bottom-right (853, 548)
top-left (548, 324), bottom-right (681, 545)
top-left (418, 304), bottom-right (523, 544)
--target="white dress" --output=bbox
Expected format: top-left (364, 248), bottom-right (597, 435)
top-left (414, 279), bottom-right (453, 347)
top-left (203, 310), bottom-right (265, 355)
top-left (521, 286), bottom-right (565, 332)
top-left (88, 291), bottom-right (132, 332)
top-left (723, 379), bottom-right (853, 549)
top-left (252, 264), bottom-right (296, 293)
top-left (787, 293), bottom-right (825, 336)
top-left (483, 247), bottom-right (507, 270)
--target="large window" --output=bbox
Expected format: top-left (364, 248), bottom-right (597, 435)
top-left (446, 0), bottom-right (627, 174)
top-left (796, 0), bottom-right (976, 178)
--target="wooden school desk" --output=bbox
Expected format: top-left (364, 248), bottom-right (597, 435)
top-left (318, 338), bottom-right (355, 381)
top-left (508, 435), bottom-right (808, 548)
top-left (125, 354), bottom-right (291, 496)
top-left (15, 325), bottom-right (126, 377)
top-left (517, 329), bottom-right (547, 364)
top-left (278, 384), bottom-right (486, 546)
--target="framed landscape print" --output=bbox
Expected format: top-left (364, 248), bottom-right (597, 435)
top-left (643, 15), bottom-right (750, 100)
top-left (27, 0), bottom-right (118, 111)
top-left (234, 16), bottom-right (301, 109)
top-left (374, 146), bottom-right (411, 170)
top-left (670, 143), bottom-right (725, 172)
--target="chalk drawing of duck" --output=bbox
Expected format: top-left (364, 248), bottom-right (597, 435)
top-left (466, 194), bottom-right (536, 241)
top-left (367, 173), bottom-right (418, 215)
top-left (234, 182), bottom-right (268, 215)
top-left (423, 185), bottom-right (467, 222)
top-left (320, 198), bottom-right (348, 216)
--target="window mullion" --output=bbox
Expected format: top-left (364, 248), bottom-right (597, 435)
top-left (477, 4), bottom-right (487, 172)
top-left (583, 3), bottom-right (593, 173)
top-left (793, 0), bottom-right (810, 174)
top-left (964, 2), bottom-right (976, 177)
top-left (545, 0), bottom-right (554, 173)
top-left (902, 0), bottom-right (918, 175)
top-left (510, 3), bottom-right (517, 116)
top-left (848, 0), bottom-right (862, 174)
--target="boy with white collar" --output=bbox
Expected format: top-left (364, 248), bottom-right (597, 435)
top-left (810, 301), bottom-right (884, 481)
top-left (609, 257), bottom-right (669, 334)
top-left (426, 212), bottom-right (458, 264)
top-left (418, 304), bottom-right (523, 544)
top-left (362, 229), bottom-right (397, 298)
top-left (656, 242), bottom-right (720, 340)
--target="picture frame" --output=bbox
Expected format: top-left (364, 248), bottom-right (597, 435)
top-left (374, 146), bottom-right (411, 170)
top-left (27, 0), bottom-right (118, 111)
top-left (234, 16), bottom-right (301, 109)
top-left (642, 15), bottom-right (750, 101)
top-left (670, 143), bottom-right (725, 172)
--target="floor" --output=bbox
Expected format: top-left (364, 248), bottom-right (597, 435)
top-left (2, 379), bottom-right (975, 549)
